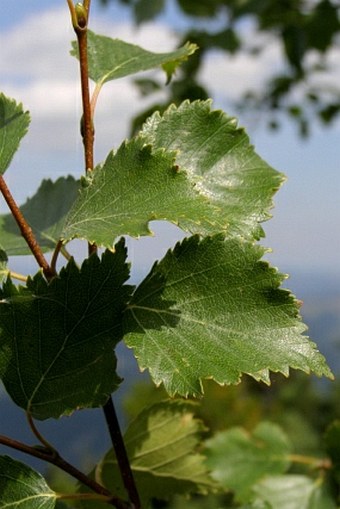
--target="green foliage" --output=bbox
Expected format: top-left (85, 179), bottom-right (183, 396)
top-left (0, 94), bottom-right (30, 176)
top-left (0, 456), bottom-right (56, 509)
top-left (0, 3), bottom-right (338, 509)
top-left (0, 243), bottom-right (132, 419)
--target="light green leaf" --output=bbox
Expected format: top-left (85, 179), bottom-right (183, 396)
top-left (0, 241), bottom-right (133, 419)
top-left (62, 138), bottom-right (216, 246)
top-left (123, 235), bottom-right (332, 397)
top-left (71, 31), bottom-right (197, 85)
top-left (140, 100), bottom-right (284, 239)
top-left (0, 94), bottom-right (30, 175)
top-left (0, 249), bottom-right (7, 284)
top-left (253, 475), bottom-right (337, 509)
top-left (95, 401), bottom-right (215, 507)
top-left (205, 422), bottom-right (291, 502)
top-left (0, 176), bottom-right (79, 255)
top-left (0, 456), bottom-right (56, 509)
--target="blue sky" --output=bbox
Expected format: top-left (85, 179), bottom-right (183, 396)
top-left (1, 1), bottom-right (339, 286)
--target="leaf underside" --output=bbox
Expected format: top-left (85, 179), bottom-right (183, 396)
top-left (123, 235), bottom-right (332, 397)
top-left (62, 101), bottom-right (283, 246)
top-left (0, 455), bottom-right (56, 509)
top-left (93, 401), bottom-right (215, 507)
top-left (0, 176), bottom-right (79, 256)
top-left (71, 31), bottom-right (197, 85)
top-left (0, 241), bottom-right (133, 419)
top-left (0, 93), bottom-right (30, 176)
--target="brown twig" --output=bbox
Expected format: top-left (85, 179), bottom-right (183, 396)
top-left (0, 175), bottom-right (54, 280)
top-left (0, 433), bottom-right (131, 508)
top-left (103, 397), bottom-right (141, 509)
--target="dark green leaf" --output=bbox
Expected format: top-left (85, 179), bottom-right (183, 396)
top-left (62, 137), bottom-right (216, 246)
top-left (205, 422), bottom-right (291, 501)
top-left (140, 100), bottom-right (284, 239)
top-left (95, 401), bottom-right (215, 506)
top-left (71, 31), bottom-right (197, 85)
top-left (0, 177), bottom-right (79, 255)
top-left (253, 474), bottom-right (337, 509)
top-left (0, 241), bottom-right (133, 419)
top-left (124, 235), bottom-right (333, 396)
top-left (0, 456), bottom-right (56, 509)
top-left (324, 420), bottom-right (340, 483)
top-left (0, 94), bottom-right (30, 175)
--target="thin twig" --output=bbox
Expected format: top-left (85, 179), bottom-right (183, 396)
top-left (0, 433), bottom-right (132, 508)
top-left (103, 397), bottom-right (141, 509)
top-left (0, 175), bottom-right (54, 280)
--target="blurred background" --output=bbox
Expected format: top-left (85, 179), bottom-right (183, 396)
top-left (0, 0), bottom-right (339, 483)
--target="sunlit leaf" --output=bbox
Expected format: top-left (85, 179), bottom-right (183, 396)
top-left (140, 100), bottom-right (284, 239)
top-left (124, 235), bottom-right (332, 396)
top-left (0, 249), bottom-right (8, 284)
top-left (0, 94), bottom-right (30, 175)
top-left (62, 138), bottom-right (216, 246)
top-left (71, 31), bottom-right (197, 85)
top-left (205, 422), bottom-right (291, 501)
top-left (0, 241), bottom-right (133, 419)
top-left (0, 456), bottom-right (56, 509)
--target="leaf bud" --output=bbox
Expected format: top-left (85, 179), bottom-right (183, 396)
top-left (75, 3), bottom-right (87, 28)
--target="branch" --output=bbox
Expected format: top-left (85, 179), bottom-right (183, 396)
top-left (0, 434), bottom-right (131, 509)
top-left (0, 175), bottom-right (54, 280)
top-left (103, 397), bottom-right (141, 509)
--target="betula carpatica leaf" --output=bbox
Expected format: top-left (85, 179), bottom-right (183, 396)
top-left (0, 240), bottom-right (133, 419)
top-left (0, 93), bottom-right (30, 176)
top-left (123, 235), bottom-right (333, 396)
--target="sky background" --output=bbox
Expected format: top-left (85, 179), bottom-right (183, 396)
top-left (0, 0), bottom-right (339, 288)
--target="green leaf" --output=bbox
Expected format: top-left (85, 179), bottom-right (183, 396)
top-left (0, 94), bottom-right (30, 175)
top-left (205, 422), bottom-right (291, 502)
top-left (134, 0), bottom-right (165, 24)
top-left (0, 455), bottom-right (56, 509)
top-left (324, 420), bottom-right (340, 483)
top-left (0, 176), bottom-right (79, 256)
top-left (0, 241), bottom-right (133, 419)
top-left (94, 401), bottom-right (215, 507)
top-left (123, 235), bottom-right (332, 397)
top-left (71, 31), bottom-right (197, 85)
top-left (140, 100), bottom-right (284, 239)
top-left (0, 249), bottom-right (8, 284)
top-left (62, 138), bottom-right (216, 246)
top-left (253, 475), bottom-right (337, 509)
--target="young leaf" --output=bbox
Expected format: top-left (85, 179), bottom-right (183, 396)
top-left (62, 138), bottom-right (217, 246)
top-left (140, 100), bottom-right (284, 239)
top-left (71, 31), bottom-right (197, 85)
top-left (205, 422), bottom-right (291, 502)
top-left (253, 474), bottom-right (337, 509)
top-left (0, 241), bottom-right (133, 419)
top-left (0, 176), bottom-right (79, 255)
top-left (0, 94), bottom-right (30, 175)
top-left (94, 401), bottom-right (216, 507)
top-left (123, 235), bottom-right (333, 397)
top-left (0, 455), bottom-right (56, 509)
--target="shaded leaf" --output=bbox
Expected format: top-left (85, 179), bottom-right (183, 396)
top-left (140, 100), bottom-right (284, 239)
top-left (0, 249), bottom-right (8, 284)
top-left (253, 474), bottom-right (337, 509)
top-left (62, 138), bottom-right (216, 246)
top-left (134, 0), bottom-right (165, 24)
top-left (0, 241), bottom-right (133, 419)
top-left (324, 420), bottom-right (340, 483)
top-left (0, 455), bottom-right (56, 509)
top-left (123, 235), bottom-right (332, 397)
top-left (205, 422), bottom-right (291, 501)
top-left (71, 31), bottom-right (197, 85)
top-left (95, 401), bottom-right (215, 507)
top-left (0, 94), bottom-right (30, 175)
top-left (0, 177), bottom-right (79, 255)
